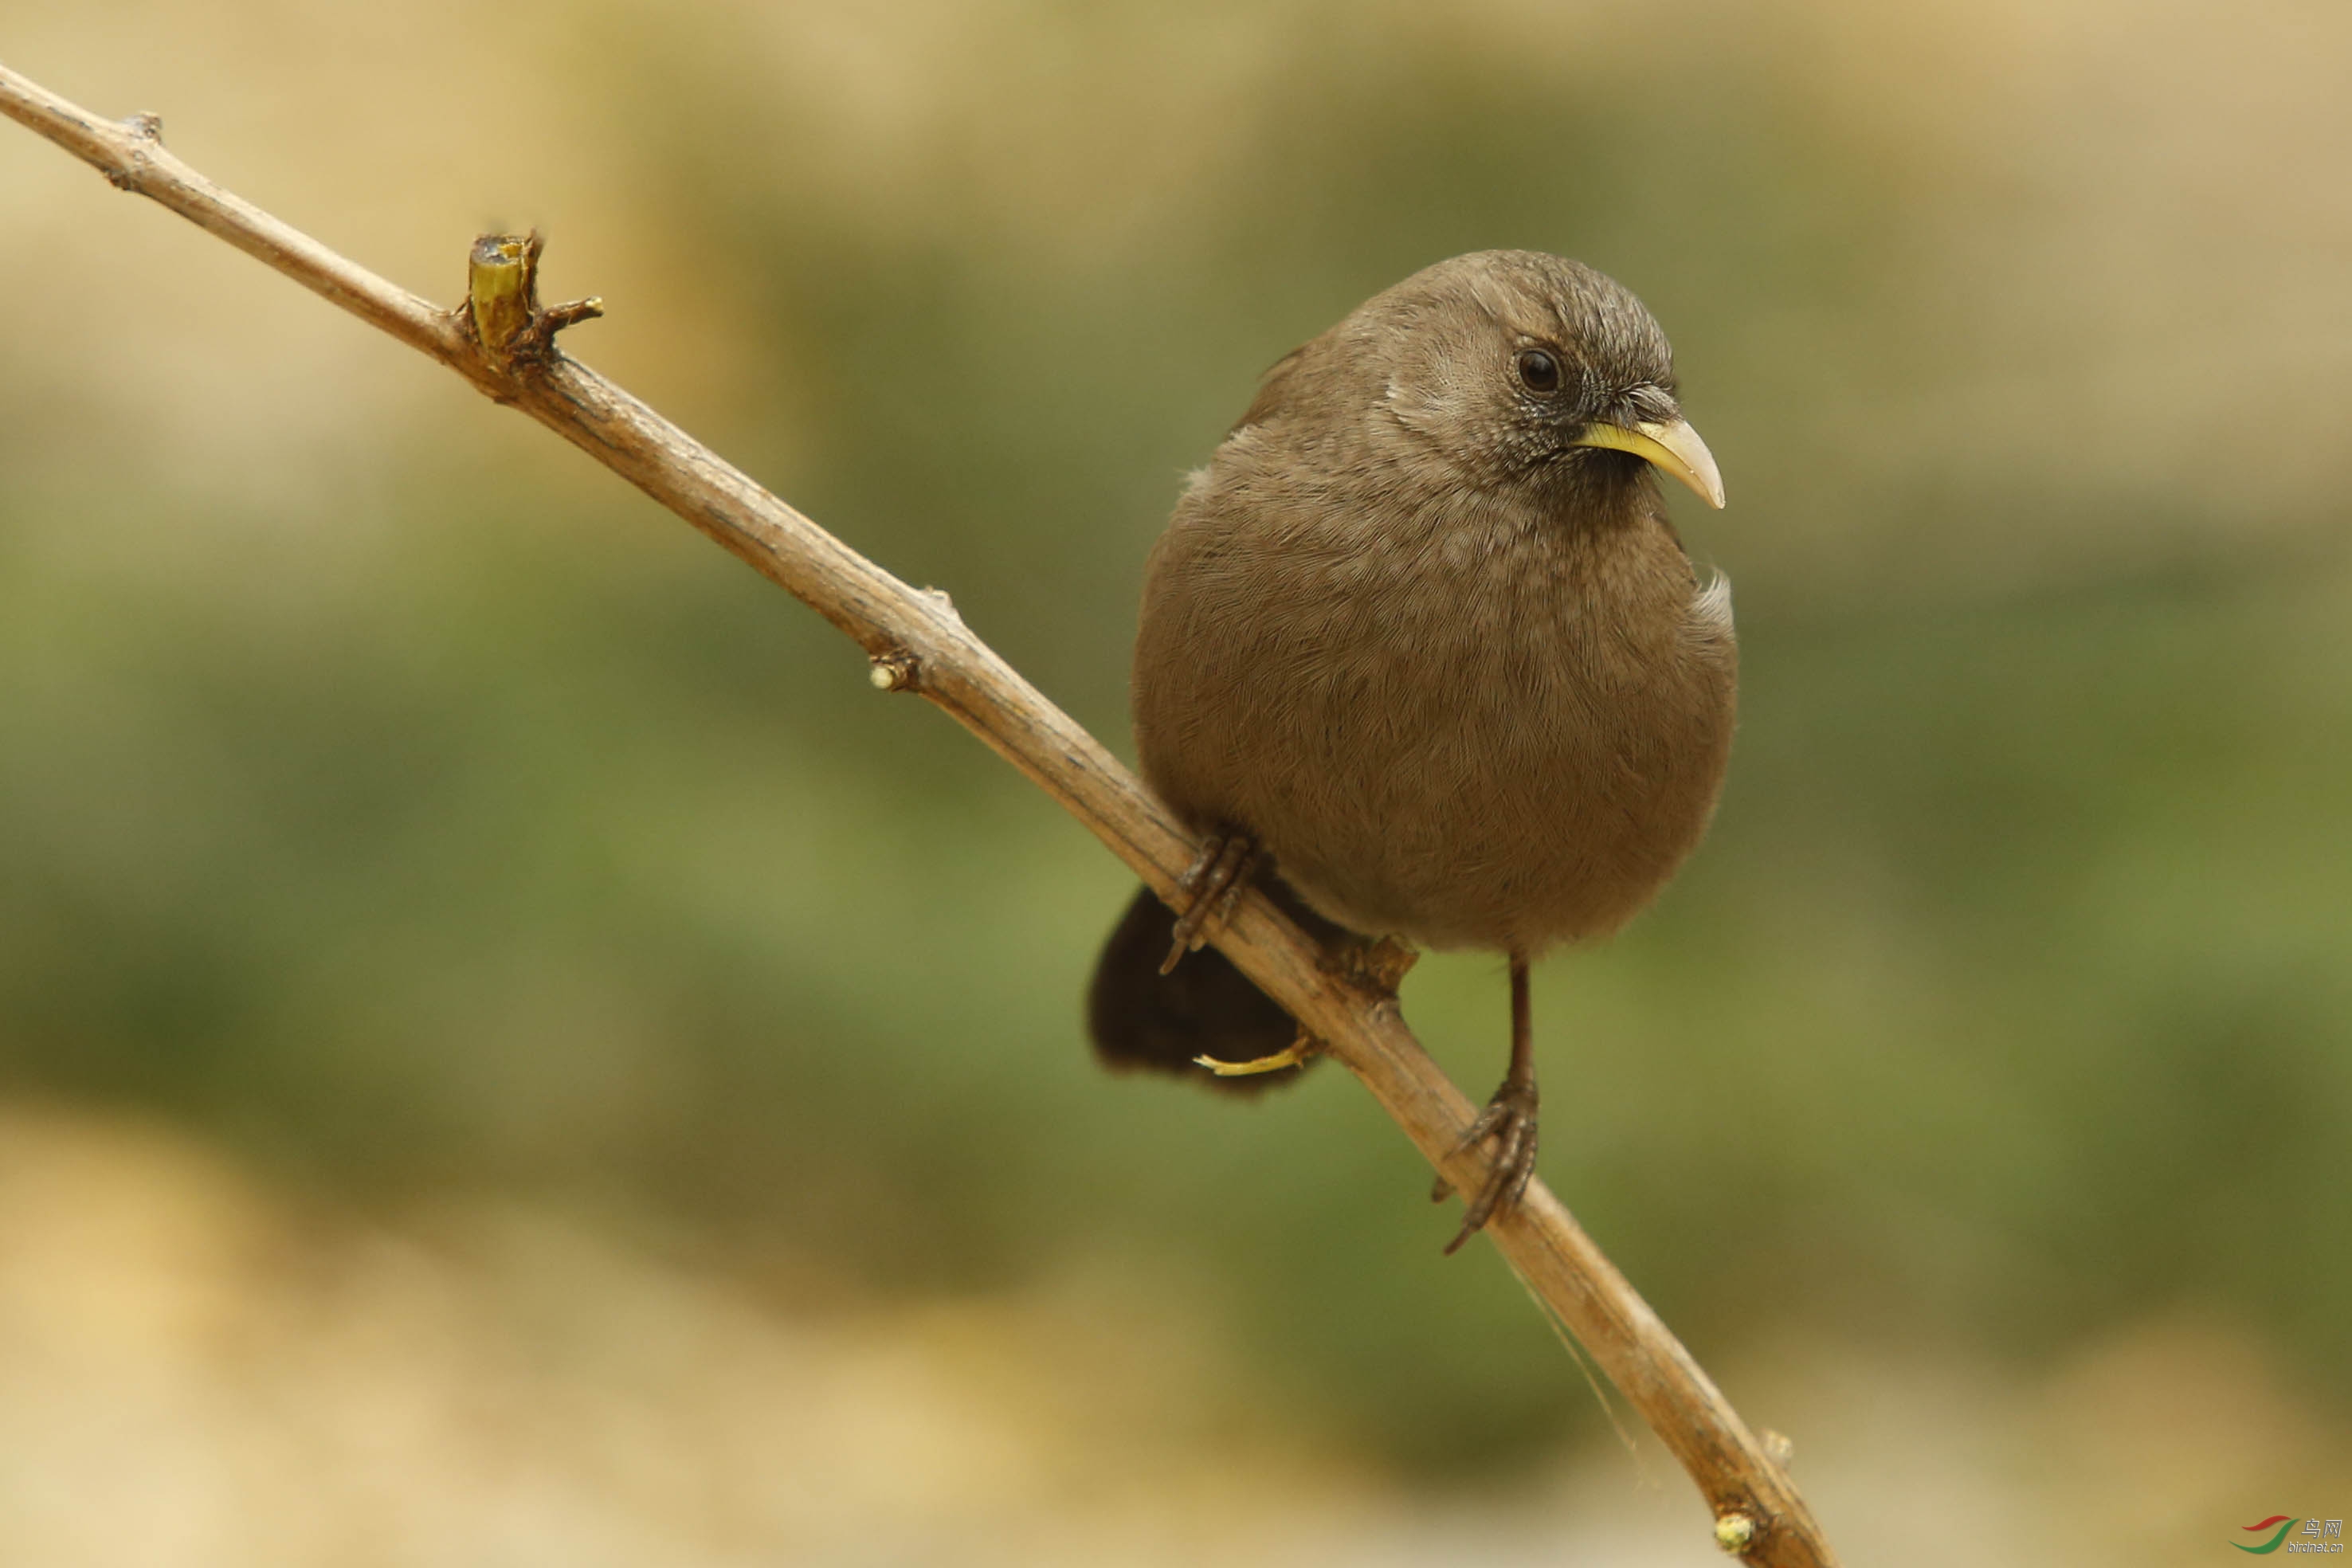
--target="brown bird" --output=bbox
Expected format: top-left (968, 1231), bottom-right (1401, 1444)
top-left (1087, 250), bottom-right (1735, 1251)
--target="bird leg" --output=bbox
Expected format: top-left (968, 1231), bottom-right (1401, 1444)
top-left (1158, 832), bottom-right (1259, 975)
top-left (1437, 951), bottom-right (1539, 1254)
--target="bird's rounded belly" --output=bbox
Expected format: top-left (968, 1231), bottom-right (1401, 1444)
top-left (1218, 645), bottom-right (1731, 954)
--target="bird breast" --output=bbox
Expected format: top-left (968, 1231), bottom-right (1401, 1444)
top-left (1132, 475), bottom-right (1737, 955)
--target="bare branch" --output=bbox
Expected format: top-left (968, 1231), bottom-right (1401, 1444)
top-left (0, 60), bottom-right (1838, 1566)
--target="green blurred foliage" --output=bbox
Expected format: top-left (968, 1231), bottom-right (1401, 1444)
top-left (2, 0), bottom-right (2346, 1480)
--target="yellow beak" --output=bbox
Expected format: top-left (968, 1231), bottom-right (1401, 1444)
top-left (1570, 417), bottom-right (1725, 509)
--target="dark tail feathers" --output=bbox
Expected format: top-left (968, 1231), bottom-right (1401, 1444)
top-left (1084, 879), bottom-right (1343, 1093)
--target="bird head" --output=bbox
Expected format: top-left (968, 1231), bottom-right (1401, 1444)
top-left (1365, 250), bottom-right (1723, 511)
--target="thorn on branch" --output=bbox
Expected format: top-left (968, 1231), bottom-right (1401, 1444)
top-left (464, 230), bottom-right (602, 370)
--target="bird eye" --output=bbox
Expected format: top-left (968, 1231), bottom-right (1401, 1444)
top-left (1515, 348), bottom-right (1561, 394)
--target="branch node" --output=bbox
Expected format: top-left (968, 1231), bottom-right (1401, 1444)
top-left (465, 230), bottom-right (601, 370)
top-left (919, 585), bottom-right (961, 621)
top-left (101, 113), bottom-right (162, 190)
top-left (1327, 934), bottom-right (1418, 997)
top-left (1761, 1429), bottom-right (1794, 1468)
top-left (94, 112), bottom-right (163, 191)
top-left (868, 648), bottom-right (921, 692)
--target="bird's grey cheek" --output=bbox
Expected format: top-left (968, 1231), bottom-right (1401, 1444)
top-left (1381, 376), bottom-right (1444, 434)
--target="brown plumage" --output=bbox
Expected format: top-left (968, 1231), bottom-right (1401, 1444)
top-left (1087, 251), bottom-right (1736, 1249)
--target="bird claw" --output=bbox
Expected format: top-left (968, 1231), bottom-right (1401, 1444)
top-left (1436, 1077), bottom-right (1539, 1254)
top-left (1158, 833), bottom-right (1259, 975)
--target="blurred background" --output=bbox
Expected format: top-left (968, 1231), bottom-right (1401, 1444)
top-left (2, 1), bottom-right (2348, 1562)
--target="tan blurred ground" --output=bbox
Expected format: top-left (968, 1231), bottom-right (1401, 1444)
top-left (0, 1103), bottom-right (2343, 1566)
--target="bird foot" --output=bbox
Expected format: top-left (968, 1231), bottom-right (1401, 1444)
top-left (1159, 833), bottom-right (1259, 975)
top-left (1194, 1023), bottom-right (1321, 1078)
top-left (1434, 1076), bottom-right (1539, 1254)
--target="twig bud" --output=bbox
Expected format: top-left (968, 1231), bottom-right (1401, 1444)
top-left (868, 649), bottom-right (920, 692)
